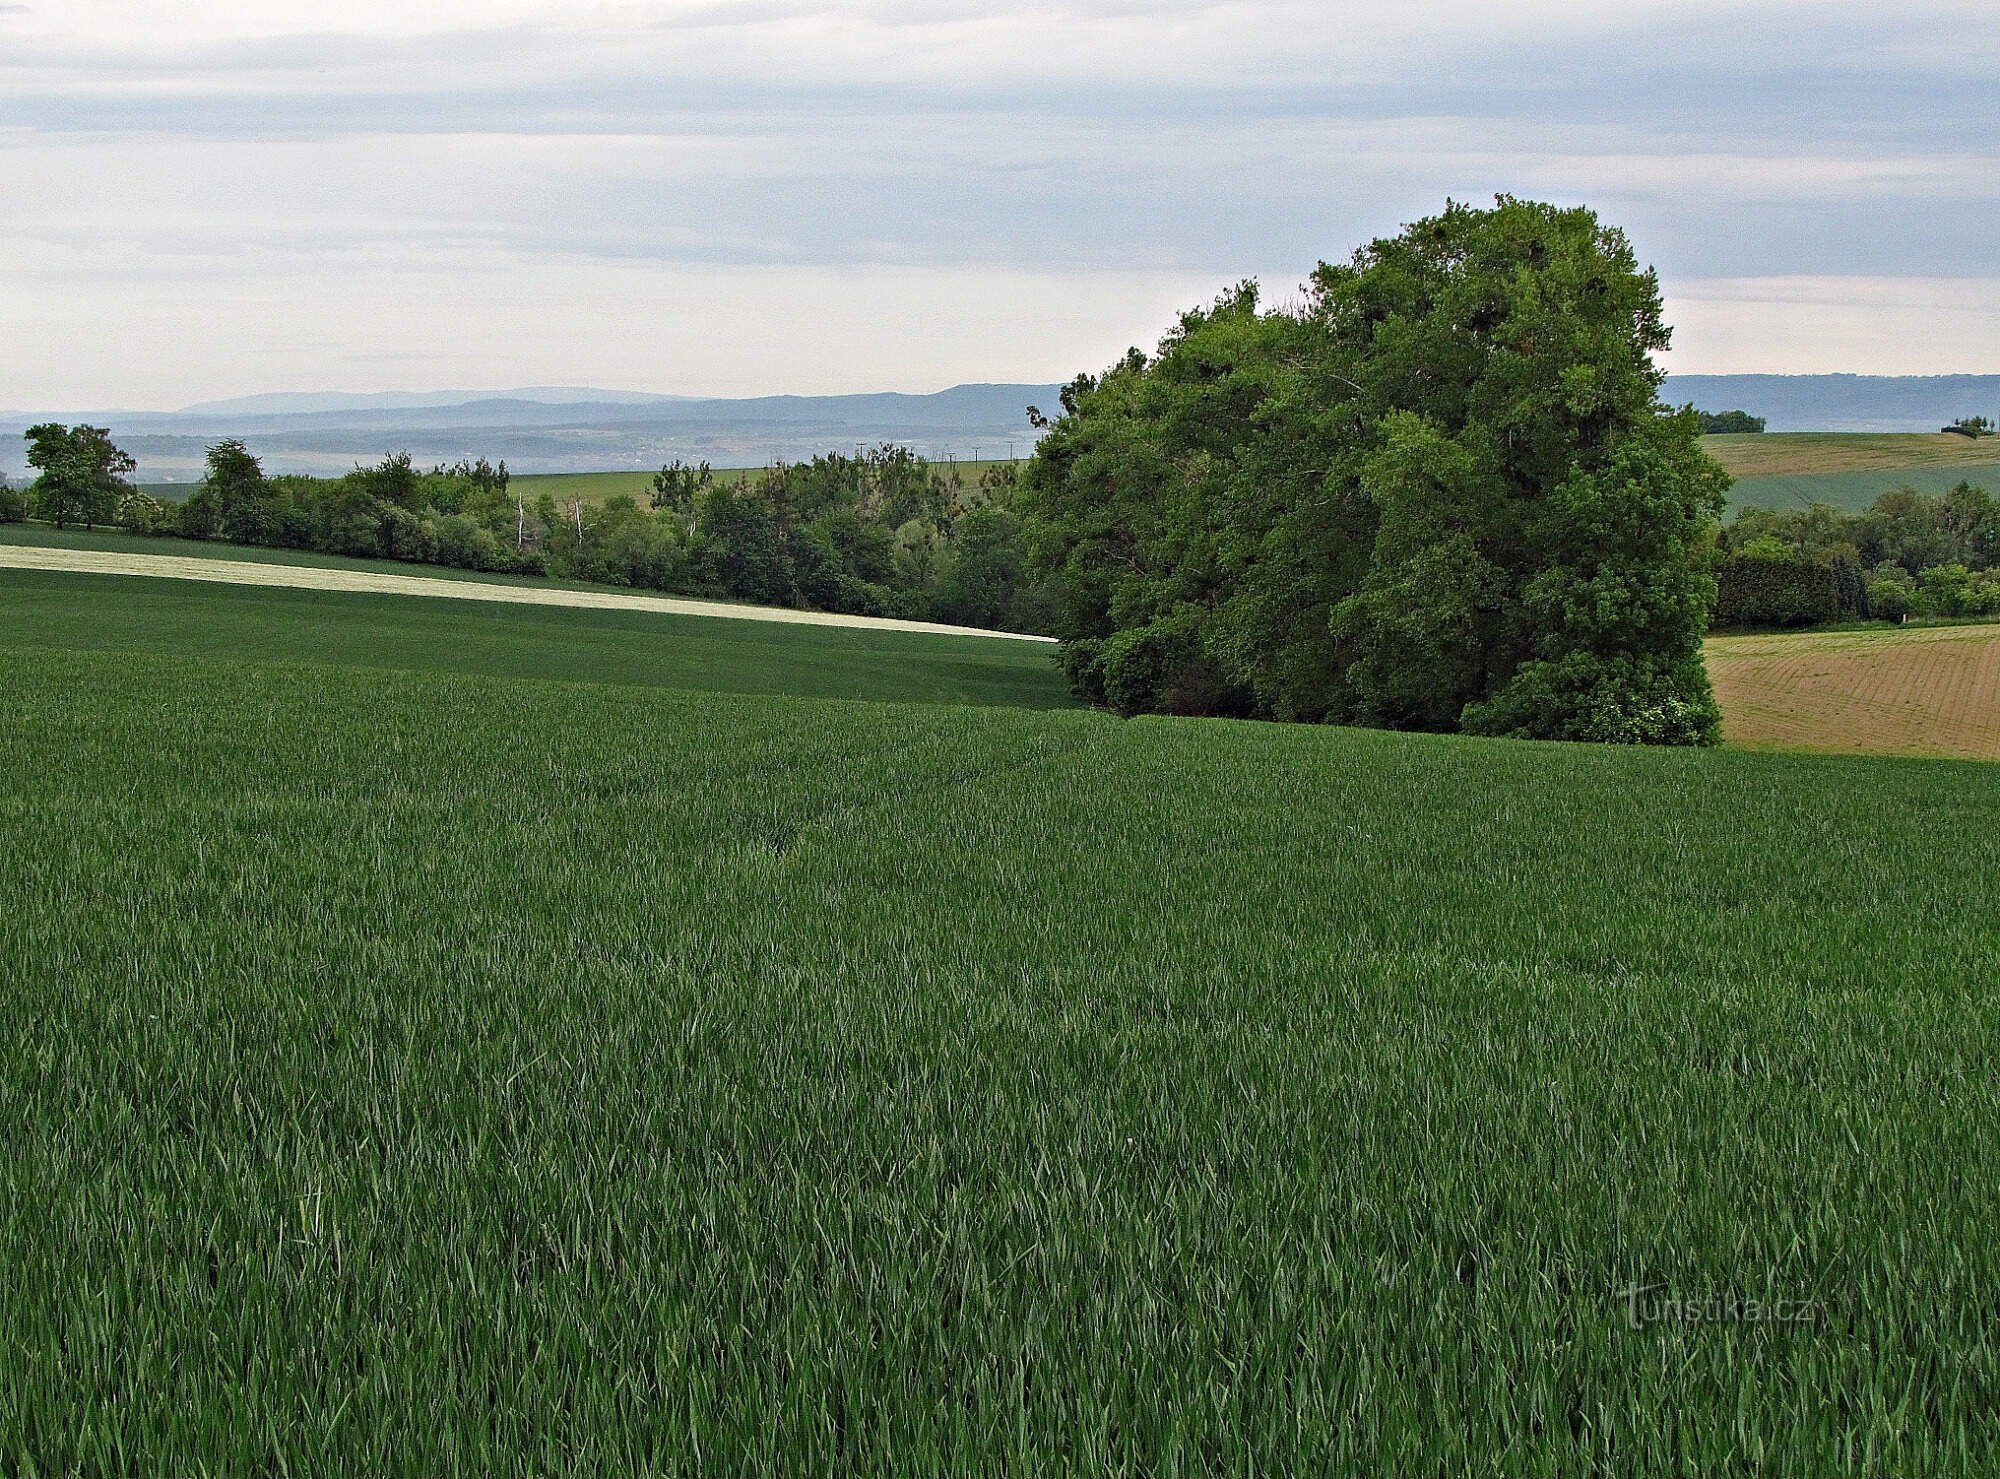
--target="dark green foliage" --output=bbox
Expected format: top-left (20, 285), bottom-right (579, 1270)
top-left (22, 423), bottom-right (136, 530)
top-left (1713, 546), bottom-right (1839, 628)
top-left (1697, 408), bottom-right (1767, 434)
top-left (47, 438), bottom-right (1053, 634)
top-left (1830, 551), bottom-right (1870, 619)
top-left (1024, 198), bottom-right (1726, 745)
top-left (1913, 563), bottom-right (2000, 617)
top-left (1868, 577), bottom-right (1914, 622)
top-left (1719, 481), bottom-right (2000, 626)
top-left (0, 476), bottom-right (22, 524)
top-left (4, 588), bottom-right (2000, 1473)
top-left (1943, 416), bottom-right (1994, 439)
top-left (648, 457), bottom-right (711, 523)
top-left (202, 439), bottom-right (273, 543)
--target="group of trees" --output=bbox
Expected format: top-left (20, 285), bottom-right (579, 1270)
top-left (1697, 409), bottom-right (1767, 434)
top-left (1944, 416), bottom-right (1994, 439)
top-left (8, 431), bottom-right (1059, 634)
top-left (1714, 483), bottom-right (2000, 625)
top-left (1020, 197), bottom-right (1728, 745)
top-left (16, 424), bottom-right (137, 529)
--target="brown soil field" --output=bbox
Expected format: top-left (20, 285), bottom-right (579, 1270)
top-left (1706, 623), bottom-right (2000, 760)
top-left (1704, 433), bottom-right (2000, 479)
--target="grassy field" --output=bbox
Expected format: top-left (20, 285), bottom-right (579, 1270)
top-left (5, 573), bottom-right (2000, 1472)
top-left (1705, 433), bottom-right (2000, 513)
top-left (1725, 463), bottom-right (2000, 514)
top-left (0, 567), bottom-right (1065, 708)
top-left (1707, 621), bottom-right (2000, 760)
top-left (1704, 432), bottom-right (2000, 479)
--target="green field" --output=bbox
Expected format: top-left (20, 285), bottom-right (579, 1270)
top-left (1704, 433), bottom-right (2000, 512)
top-left (1727, 462), bottom-right (2000, 513)
top-left (4, 571), bottom-right (1999, 1472)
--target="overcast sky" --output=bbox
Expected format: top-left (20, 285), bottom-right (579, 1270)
top-left (4, 0), bottom-right (1997, 408)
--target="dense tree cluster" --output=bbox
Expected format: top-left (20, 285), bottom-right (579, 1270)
top-left (1021, 198), bottom-right (1728, 745)
top-left (1696, 409), bottom-right (1766, 434)
top-left (14, 431), bottom-right (1057, 633)
top-left (22, 424), bottom-right (137, 530)
top-left (1715, 482), bottom-right (2000, 625)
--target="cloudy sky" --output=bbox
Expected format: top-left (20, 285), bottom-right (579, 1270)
top-left (3, 0), bottom-right (1997, 408)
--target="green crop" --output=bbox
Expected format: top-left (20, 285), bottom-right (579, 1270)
top-left (3, 573), bottom-right (1998, 1474)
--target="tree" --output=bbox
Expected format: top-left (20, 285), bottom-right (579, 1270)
top-left (24, 424), bottom-right (137, 530)
top-left (1696, 409), bottom-right (1766, 434)
top-left (200, 439), bottom-right (278, 543)
top-left (688, 483), bottom-right (784, 603)
top-left (0, 473), bottom-right (24, 524)
top-left (1022, 197), bottom-right (1726, 744)
top-left (650, 459), bottom-right (712, 527)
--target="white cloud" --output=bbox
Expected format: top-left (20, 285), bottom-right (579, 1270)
top-left (3, 0), bottom-right (1998, 401)
top-left (0, 244), bottom-right (1253, 407)
top-left (1664, 277), bottom-right (2000, 374)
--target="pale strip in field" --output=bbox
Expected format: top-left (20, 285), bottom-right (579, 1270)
top-left (0, 545), bottom-right (1057, 644)
top-left (1705, 624), bottom-right (2000, 761)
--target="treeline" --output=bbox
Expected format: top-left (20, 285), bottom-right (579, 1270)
top-left (1696, 409), bottom-right (1766, 434)
top-left (5, 429), bottom-right (1059, 634)
top-left (1714, 482), bottom-right (2000, 626)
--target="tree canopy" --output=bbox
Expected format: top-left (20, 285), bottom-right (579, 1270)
top-left (23, 424), bottom-right (138, 530)
top-left (1020, 197), bottom-right (1728, 745)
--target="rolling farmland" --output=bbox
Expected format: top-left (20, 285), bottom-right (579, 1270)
top-left (3, 570), bottom-right (1999, 1473)
top-left (1707, 432), bottom-right (2000, 512)
top-left (1706, 622), bottom-right (2000, 760)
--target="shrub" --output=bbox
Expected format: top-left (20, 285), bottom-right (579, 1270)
top-left (1867, 580), bottom-right (1913, 622)
top-left (432, 514), bottom-right (504, 572)
top-left (1713, 550), bottom-right (1838, 628)
top-left (118, 491), bottom-right (170, 535)
top-left (0, 479), bottom-right (26, 523)
top-left (176, 487), bottom-right (222, 541)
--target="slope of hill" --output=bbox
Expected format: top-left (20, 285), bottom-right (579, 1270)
top-left (1707, 622), bottom-right (2000, 759)
top-left (4, 567), bottom-right (1997, 1471)
top-left (0, 383), bottom-right (1061, 481)
top-left (1705, 432), bottom-right (2000, 511)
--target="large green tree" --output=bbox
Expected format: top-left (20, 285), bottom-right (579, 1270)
top-left (1021, 197), bottom-right (1727, 744)
top-left (23, 424), bottom-right (137, 530)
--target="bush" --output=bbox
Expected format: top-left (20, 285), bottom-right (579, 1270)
top-left (432, 514), bottom-right (504, 572)
top-left (1713, 550), bottom-right (1838, 628)
top-left (1916, 564), bottom-right (2000, 618)
top-left (1867, 580), bottom-right (1913, 622)
top-left (118, 491), bottom-right (170, 535)
top-left (1100, 607), bottom-right (1247, 718)
top-left (176, 488), bottom-right (222, 541)
top-left (0, 480), bottom-right (25, 523)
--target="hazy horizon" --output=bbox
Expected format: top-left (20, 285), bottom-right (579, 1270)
top-left (8, 1), bottom-right (2000, 408)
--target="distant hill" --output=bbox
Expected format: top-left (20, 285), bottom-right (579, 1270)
top-left (1662, 375), bottom-right (2000, 433)
top-left (0, 383), bottom-right (1062, 481)
top-left (10, 376), bottom-right (1999, 481)
top-left (175, 387), bottom-right (692, 416)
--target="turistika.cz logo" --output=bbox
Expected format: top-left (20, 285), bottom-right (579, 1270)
top-left (1612, 1283), bottom-right (1820, 1330)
